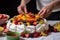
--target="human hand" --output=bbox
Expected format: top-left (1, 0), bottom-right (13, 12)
top-left (38, 5), bottom-right (53, 18)
top-left (17, 4), bottom-right (27, 14)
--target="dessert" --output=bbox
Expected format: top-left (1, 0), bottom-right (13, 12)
top-left (7, 12), bottom-right (49, 38)
top-left (54, 22), bottom-right (60, 32)
top-left (0, 14), bottom-right (9, 25)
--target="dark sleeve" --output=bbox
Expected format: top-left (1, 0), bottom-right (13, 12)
top-left (0, 0), bottom-right (21, 18)
top-left (46, 11), bottom-right (60, 20)
top-left (27, 0), bottom-right (38, 13)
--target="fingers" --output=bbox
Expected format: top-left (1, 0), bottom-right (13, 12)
top-left (17, 5), bottom-right (28, 14)
top-left (17, 6), bottom-right (24, 14)
top-left (40, 9), bottom-right (46, 16)
top-left (19, 9), bottom-right (24, 14)
top-left (38, 8), bottom-right (47, 18)
top-left (38, 9), bottom-right (43, 15)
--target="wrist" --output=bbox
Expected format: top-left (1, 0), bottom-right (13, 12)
top-left (21, 0), bottom-right (26, 5)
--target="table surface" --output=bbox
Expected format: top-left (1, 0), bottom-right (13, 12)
top-left (0, 20), bottom-right (60, 40)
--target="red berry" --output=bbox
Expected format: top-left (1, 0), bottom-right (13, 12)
top-left (2, 14), bottom-right (7, 19)
top-left (14, 21), bottom-right (18, 25)
top-left (28, 12), bottom-right (32, 15)
top-left (18, 22), bottom-right (21, 25)
top-left (28, 12), bottom-right (35, 18)
top-left (25, 34), bottom-right (30, 38)
top-left (33, 33), bottom-right (39, 37)
top-left (2, 25), bottom-right (6, 29)
top-left (21, 32), bottom-right (25, 37)
top-left (31, 16), bottom-right (35, 18)
top-left (40, 33), bottom-right (42, 36)
top-left (45, 30), bottom-right (49, 34)
top-left (15, 18), bottom-right (18, 21)
top-left (33, 22), bottom-right (37, 26)
top-left (4, 28), bottom-right (8, 33)
top-left (54, 29), bottom-right (57, 32)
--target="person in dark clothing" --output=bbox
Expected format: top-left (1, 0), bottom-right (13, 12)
top-left (0, 0), bottom-right (20, 18)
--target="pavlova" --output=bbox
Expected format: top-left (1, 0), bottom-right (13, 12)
top-left (7, 12), bottom-right (49, 38)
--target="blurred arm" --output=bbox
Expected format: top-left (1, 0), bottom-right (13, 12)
top-left (21, 0), bottom-right (30, 5)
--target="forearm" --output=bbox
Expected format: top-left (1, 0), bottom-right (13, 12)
top-left (47, 0), bottom-right (60, 10)
top-left (21, 0), bottom-right (30, 5)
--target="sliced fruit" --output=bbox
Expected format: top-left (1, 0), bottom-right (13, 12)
top-left (28, 12), bottom-right (33, 16)
top-left (26, 22), bottom-right (30, 26)
top-left (22, 16), bottom-right (26, 20)
top-left (2, 24), bottom-right (6, 29)
top-left (39, 20), bottom-right (44, 24)
top-left (25, 34), bottom-right (30, 38)
top-left (31, 15), bottom-right (35, 18)
top-left (18, 22), bottom-right (23, 25)
top-left (54, 22), bottom-right (60, 31)
top-left (14, 20), bottom-right (18, 25)
top-left (54, 29), bottom-right (57, 32)
top-left (21, 32), bottom-right (25, 37)
top-left (2, 14), bottom-right (7, 19)
top-left (40, 33), bottom-right (42, 36)
top-left (0, 27), bottom-right (4, 31)
top-left (35, 15), bottom-right (40, 19)
top-left (41, 32), bottom-right (47, 36)
top-left (33, 21), bottom-right (37, 26)
top-left (33, 32), bottom-right (40, 37)
top-left (45, 30), bottom-right (49, 34)
top-left (4, 28), bottom-right (8, 33)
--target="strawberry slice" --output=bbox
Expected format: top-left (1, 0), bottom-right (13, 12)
top-left (40, 33), bottom-right (42, 36)
top-left (54, 29), bottom-right (57, 32)
top-left (2, 25), bottom-right (6, 29)
top-left (33, 32), bottom-right (40, 37)
top-left (45, 30), bottom-right (49, 34)
top-left (21, 32), bottom-right (25, 37)
top-left (2, 14), bottom-right (7, 19)
top-left (33, 22), bottom-right (37, 26)
top-left (25, 34), bottom-right (30, 38)
top-left (14, 21), bottom-right (18, 25)
top-left (4, 28), bottom-right (9, 33)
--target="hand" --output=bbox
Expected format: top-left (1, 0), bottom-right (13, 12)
top-left (38, 5), bottom-right (53, 18)
top-left (17, 4), bottom-right (27, 14)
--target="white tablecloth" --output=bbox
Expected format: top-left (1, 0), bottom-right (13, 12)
top-left (0, 20), bottom-right (60, 40)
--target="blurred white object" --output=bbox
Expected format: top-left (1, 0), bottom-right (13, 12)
top-left (36, 19), bottom-right (49, 32)
top-left (44, 32), bottom-right (60, 40)
top-left (26, 25), bottom-right (35, 33)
